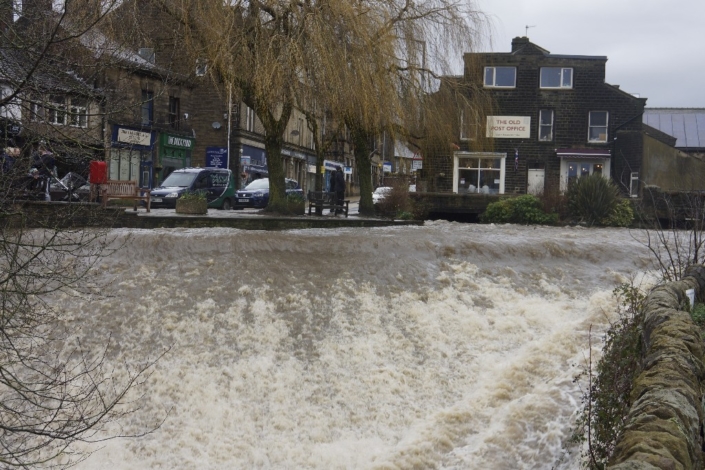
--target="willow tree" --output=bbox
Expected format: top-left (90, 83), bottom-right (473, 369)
top-left (336, 1), bottom-right (492, 214)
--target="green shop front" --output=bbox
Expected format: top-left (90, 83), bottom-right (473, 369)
top-left (158, 133), bottom-right (195, 184)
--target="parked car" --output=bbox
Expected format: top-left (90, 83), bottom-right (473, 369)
top-left (234, 178), bottom-right (303, 209)
top-left (150, 168), bottom-right (236, 209)
top-left (372, 186), bottom-right (392, 205)
top-left (49, 172), bottom-right (90, 201)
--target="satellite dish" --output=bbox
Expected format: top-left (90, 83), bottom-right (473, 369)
top-left (212, 121), bottom-right (222, 129)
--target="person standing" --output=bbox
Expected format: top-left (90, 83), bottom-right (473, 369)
top-left (334, 166), bottom-right (345, 215)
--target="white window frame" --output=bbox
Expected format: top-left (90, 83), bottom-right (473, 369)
top-left (483, 66), bottom-right (516, 88)
top-left (453, 152), bottom-right (506, 194)
top-left (538, 109), bottom-right (554, 142)
top-left (630, 172), bottom-right (639, 198)
top-left (459, 107), bottom-right (479, 141)
top-left (245, 106), bottom-right (255, 132)
top-left (588, 111), bottom-right (609, 143)
top-left (48, 95), bottom-right (67, 126)
top-left (559, 159), bottom-right (610, 192)
top-left (69, 97), bottom-right (88, 128)
top-left (540, 67), bottom-right (573, 89)
top-left (29, 100), bottom-right (44, 122)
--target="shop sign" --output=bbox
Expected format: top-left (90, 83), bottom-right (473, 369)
top-left (383, 162), bottom-right (392, 173)
top-left (412, 158), bottom-right (423, 170)
top-left (161, 133), bottom-right (195, 149)
top-left (486, 116), bottom-right (531, 139)
top-left (117, 127), bottom-right (152, 146)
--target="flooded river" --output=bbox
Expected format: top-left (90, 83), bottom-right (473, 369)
top-left (61, 222), bottom-right (652, 469)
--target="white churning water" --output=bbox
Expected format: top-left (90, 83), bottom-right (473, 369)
top-left (60, 222), bottom-right (652, 469)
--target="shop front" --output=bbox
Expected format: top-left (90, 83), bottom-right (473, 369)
top-left (159, 133), bottom-right (195, 185)
top-left (110, 126), bottom-right (155, 188)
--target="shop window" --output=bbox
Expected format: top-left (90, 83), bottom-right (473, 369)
top-left (567, 161), bottom-right (604, 186)
top-left (588, 111), bottom-right (608, 142)
top-left (456, 155), bottom-right (504, 194)
top-left (538, 109), bottom-right (553, 141)
top-left (540, 67), bottom-right (573, 89)
top-left (484, 67), bottom-right (516, 88)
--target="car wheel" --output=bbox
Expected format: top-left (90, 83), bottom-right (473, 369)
top-left (221, 198), bottom-right (232, 210)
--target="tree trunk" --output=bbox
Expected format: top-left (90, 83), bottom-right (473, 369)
top-left (351, 126), bottom-right (375, 216)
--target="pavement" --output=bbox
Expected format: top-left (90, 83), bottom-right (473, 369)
top-left (135, 195), bottom-right (364, 219)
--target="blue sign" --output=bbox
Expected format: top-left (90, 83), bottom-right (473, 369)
top-left (206, 147), bottom-right (228, 168)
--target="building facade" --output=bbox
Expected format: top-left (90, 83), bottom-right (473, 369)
top-left (429, 37), bottom-right (648, 198)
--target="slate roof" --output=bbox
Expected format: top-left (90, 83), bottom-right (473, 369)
top-left (643, 108), bottom-right (705, 149)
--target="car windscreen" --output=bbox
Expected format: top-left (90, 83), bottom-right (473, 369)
top-left (244, 178), bottom-right (269, 190)
top-left (161, 172), bottom-right (197, 187)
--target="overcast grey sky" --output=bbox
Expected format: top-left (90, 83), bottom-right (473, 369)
top-left (476, 0), bottom-right (705, 108)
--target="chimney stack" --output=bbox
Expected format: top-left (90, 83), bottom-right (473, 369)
top-left (511, 37), bottom-right (530, 53)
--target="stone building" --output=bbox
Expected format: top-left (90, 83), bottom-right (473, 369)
top-left (426, 37), bottom-right (648, 197)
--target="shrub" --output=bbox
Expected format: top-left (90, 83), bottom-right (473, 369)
top-left (286, 192), bottom-right (305, 203)
top-left (567, 174), bottom-right (619, 226)
top-left (179, 190), bottom-right (207, 202)
top-left (377, 181), bottom-right (411, 218)
top-left (480, 195), bottom-right (558, 225)
top-left (571, 282), bottom-right (645, 468)
top-left (602, 199), bottom-right (634, 227)
top-left (691, 303), bottom-right (705, 324)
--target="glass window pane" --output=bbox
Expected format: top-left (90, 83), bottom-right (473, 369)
top-left (539, 109), bottom-right (552, 125)
top-left (580, 163), bottom-right (590, 177)
top-left (593, 164), bottom-right (603, 175)
top-left (562, 68), bottom-right (572, 87)
top-left (540, 68), bottom-right (561, 87)
top-left (484, 68), bottom-right (493, 86)
top-left (494, 67), bottom-right (515, 87)
top-left (590, 111), bottom-right (607, 126)
top-left (539, 126), bottom-right (552, 141)
top-left (589, 127), bottom-right (607, 141)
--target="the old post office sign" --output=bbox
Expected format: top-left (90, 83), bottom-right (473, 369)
top-left (486, 116), bottom-right (531, 139)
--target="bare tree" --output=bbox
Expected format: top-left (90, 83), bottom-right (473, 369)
top-left (636, 188), bottom-right (705, 282)
top-left (0, 2), bottom-right (167, 467)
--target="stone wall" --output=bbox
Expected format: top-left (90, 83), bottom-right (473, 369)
top-left (608, 265), bottom-right (705, 469)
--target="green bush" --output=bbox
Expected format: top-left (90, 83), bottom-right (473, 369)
top-left (286, 192), bottom-right (305, 203)
top-left (567, 174), bottom-right (619, 226)
top-left (179, 190), bottom-right (207, 202)
top-left (691, 303), bottom-right (705, 324)
top-left (602, 199), bottom-right (634, 227)
top-left (571, 283), bottom-right (645, 468)
top-left (480, 195), bottom-right (558, 225)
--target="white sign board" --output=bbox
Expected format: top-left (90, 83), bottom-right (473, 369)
top-left (117, 128), bottom-right (151, 146)
top-left (486, 116), bottom-right (531, 139)
top-left (412, 159), bottom-right (423, 170)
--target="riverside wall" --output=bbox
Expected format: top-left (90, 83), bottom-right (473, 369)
top-left (608, 265), bottom-right (705, 470)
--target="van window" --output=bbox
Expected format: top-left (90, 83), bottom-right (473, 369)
top-left (161, 172), bottom-right (196, 187)
top-left (193, 173), bottom-right (209, 189)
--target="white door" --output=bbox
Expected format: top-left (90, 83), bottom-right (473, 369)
top-left (528, 169), bottom-right (545, 195)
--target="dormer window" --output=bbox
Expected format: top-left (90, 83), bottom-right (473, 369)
top-left (540, 67), bottom-right (573, 89)
top-left (484, 67), bottom-right (516, 88)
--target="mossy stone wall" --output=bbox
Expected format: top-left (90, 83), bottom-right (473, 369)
top-left (608, 265), bottom-right (705, 470)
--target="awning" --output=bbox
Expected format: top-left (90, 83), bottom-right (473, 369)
top-left (556, 148), bottom-right (611, 158)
